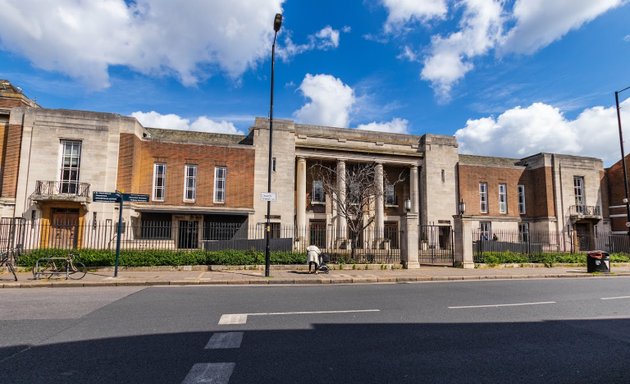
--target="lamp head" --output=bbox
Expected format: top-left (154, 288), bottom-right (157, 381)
top-left (273, 13), bottom-right (283, 32)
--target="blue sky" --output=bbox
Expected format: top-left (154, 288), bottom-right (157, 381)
top-left (1, 0), bottom-right (629, 165)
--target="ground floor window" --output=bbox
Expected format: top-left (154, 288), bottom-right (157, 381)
top-left (140, 213), bottom-right (172, 239)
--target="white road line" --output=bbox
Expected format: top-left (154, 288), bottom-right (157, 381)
top-left (205, 332), bottom-right (244, 349)
top-left (601, 296), bottom-right (630, 300)
top-left (448, 301), bottom-right (556, 309)
top-left (219, 314), bottom-right (248, 325)
top-left (181, 362), bottom-right (235, 384)
top-left (218, 309), bottom-right (380, 325)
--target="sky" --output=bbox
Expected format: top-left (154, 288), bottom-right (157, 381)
top-left (0, 0), bottom-right (630, 166)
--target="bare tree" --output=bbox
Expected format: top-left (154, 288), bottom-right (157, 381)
top-left (310, 162), bottom-right (405, 259)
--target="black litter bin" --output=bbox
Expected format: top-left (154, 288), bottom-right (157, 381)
top-left (587, 250), bottom-right (610, 273)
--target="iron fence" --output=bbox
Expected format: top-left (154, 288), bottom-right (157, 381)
top-left (0, 219), bottom-right (401, 264)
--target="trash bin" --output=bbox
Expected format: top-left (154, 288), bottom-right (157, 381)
top-left (587, 250), bottom-right (610, 273)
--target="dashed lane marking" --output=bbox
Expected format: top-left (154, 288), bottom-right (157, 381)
top-left (218, 309), bottom-right (380, 325)
top-left (601, 295), bottom-right (630, 300)
top-left (181, 362), bottom-right (235, 384)
top-left (448, 301), bottom-right (556, 309)
top-left (205, 332), bottom-right (244, 349)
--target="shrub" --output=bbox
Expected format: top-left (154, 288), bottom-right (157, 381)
top-left (17, 249), bottom-right (305, 267)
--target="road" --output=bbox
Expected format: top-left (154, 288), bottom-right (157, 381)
top-left (2, 278), bottom-right (630, 383)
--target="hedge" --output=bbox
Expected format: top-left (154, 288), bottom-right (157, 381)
top-left (17, 249), bottom-right (305, 268)
top-left (477, 251), bottom-right (630, 267)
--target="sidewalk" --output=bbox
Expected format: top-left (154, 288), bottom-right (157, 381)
top-left (3, 264), bottom-right (630, 288)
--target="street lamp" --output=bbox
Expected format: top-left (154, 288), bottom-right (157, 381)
top-left (615, 86), bottom-right (630, 235)
top-left (265, 13), bottom-right (282, 277)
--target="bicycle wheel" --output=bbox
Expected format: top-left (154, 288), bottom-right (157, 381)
top-left (68, 261), bottom-right (87, 280)
top-left (6, 259), bottom-right (17, 281)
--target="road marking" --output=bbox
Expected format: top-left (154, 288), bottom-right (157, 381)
top-left (205, 332), bottom-right (243, 349)
top-left (448, 301), bottom-right (556, 309)
top-left (218, 314), bottom-right (248, 325)
top-left (181, 362), bottom-right (235, 384)
top-left (601, 296), bottom-right (630, 300)
top-left (219, 309), bottom-right (380, 325)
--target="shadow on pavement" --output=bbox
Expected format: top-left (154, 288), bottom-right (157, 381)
top-left (3, 318), bottom-right (630, 383)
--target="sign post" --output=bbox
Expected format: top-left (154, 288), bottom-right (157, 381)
top-left (93, 191), bottom-right (149, 277)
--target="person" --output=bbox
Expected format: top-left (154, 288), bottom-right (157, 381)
top-left (492, 233), bottom-right (498, 241)
top-left (306, 245), bottom-right (321, 273)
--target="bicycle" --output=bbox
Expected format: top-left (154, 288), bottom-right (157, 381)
top-left (0, 247), bottom-right (19, 281)
top-left (32, 253), bottom-right (87, 280)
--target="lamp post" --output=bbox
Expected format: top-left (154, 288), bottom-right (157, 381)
top-left (264, 13), bottom-right (282, 277)
top-left (615, 86), bottom-right (630, 235)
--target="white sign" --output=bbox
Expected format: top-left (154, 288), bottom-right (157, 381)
top-left (260, 192), bottom-right (277, 202)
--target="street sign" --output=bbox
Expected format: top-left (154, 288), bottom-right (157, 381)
top-left (93, 191), bottom-right (150, 203)
top-left (93, 191), bottom-right (120, 202)
top-left (123, 193), bottom-right (150, 202)
top-left (260, 192), bottom-right (277, 201)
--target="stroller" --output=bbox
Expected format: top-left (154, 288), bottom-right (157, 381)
top-left (306, 245), bottom-right (330, 274)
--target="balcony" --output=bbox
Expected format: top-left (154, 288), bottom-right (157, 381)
top-left (569, 205), bottom-right (602, 220)
top-left (30, 180), bottom-right (91, 204)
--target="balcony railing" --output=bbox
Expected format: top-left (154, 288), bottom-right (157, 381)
top-left (31, 180), bottom-right (91, 203)
top-left (569, 205), bottom-right (601, 217)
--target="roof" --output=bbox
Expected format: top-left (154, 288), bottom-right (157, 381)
top-left (145, 127), bottom-right (248, 146)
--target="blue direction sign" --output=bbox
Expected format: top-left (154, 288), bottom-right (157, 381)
top-left (92, 191), bottom-right (120, 202)
top-left (93, 191), bottom-right (150, 203)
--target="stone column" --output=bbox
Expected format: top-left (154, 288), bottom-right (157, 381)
top-left (336, 159), bottom-right (347, 247)
top-left (401, 213), bottom-right (420, 268)
top-left (296, 157), bottom-right (306, 243)
top-left (375, 162), bottom-right (384, 247)
top-left (453, 215), bottom-right (474, 269)
top-left (410, 165), bottom-right (419, 214)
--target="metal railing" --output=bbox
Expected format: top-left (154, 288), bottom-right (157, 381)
top-left (568, 205), bottom-right (601, 216)
top-left (32, 180), bottom-right (91, 198)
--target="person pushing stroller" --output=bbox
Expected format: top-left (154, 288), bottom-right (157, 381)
top-left (306, 245), bottom-right (329, 274)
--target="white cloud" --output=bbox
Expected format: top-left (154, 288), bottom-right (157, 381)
top-left (380, 0), bottom-right (625, 100)
top-left (381, 0), bottom-right (448, 32)
top-left (501, 0), bottom-right (626, 54)
top-left (624, 34), bottom-right (630, 42)
top-left (455, 98), bottom-right (630, 166)
top-left (277, 25), bottom-right (344, 60)
top-left (357, 118), bottom-right (409, 134)
top-left (294, 74), bottom-right (355, 128)
top-left (131, 111), bottom-right (243, 135)
top-left (420, 0), bottom-right (504, 102)
top-left (397, 45), bottom-right (419, 62)
top-left (0, 0), bottom-right (284, 89)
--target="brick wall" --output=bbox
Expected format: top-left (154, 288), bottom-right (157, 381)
top-left (1, 124), bottom-right (23, 198)
top-left (458, 163), bottom-right (555, 218)
top-left (117, 134), bottom-right (255, 208)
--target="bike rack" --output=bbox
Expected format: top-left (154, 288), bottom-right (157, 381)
top-left (33, 257), bottom-right (71, 280)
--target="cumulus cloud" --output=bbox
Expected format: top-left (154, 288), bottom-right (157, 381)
top-left (277, 25), bottom-right (344, 60)
top-left (131, 111), bottom-right (244, 135)
top-left (501, 0), bottom-right (626, 54)
top-left (357, 118), bottom-right (410, 134)
top-left (294, 74), bottom-right (355, 128)
top-left (381, 0), bottom-right (448, 33)
top-left (421, 0), bottom-right (503, 102)
top-left (455, 98), bottom-right (630, 166)
top-left (0, 0), bottom-right (284, 89)
top-left (381, 0), bottom-right (625, 100)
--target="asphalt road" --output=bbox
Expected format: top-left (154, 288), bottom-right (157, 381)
top-left (2, 278), bottom-right (630, 383)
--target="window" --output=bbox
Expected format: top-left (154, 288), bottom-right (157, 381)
top-left (480, 221), bottom-right (491, 240)
top-left (153, 163), bottom-right (166, 201)
top-left (385, 183), bottom-right (396, 205)
top-left (498, 183), bottom-right (507, 214)
top-left (140, 213), bottom-right (172, 239)
top-left (519, 222), bottom-right (529, 243)
top-left (518, 185), bottom-right (526, 214)
top-left (214, 166), bottom-right (227, 203)
top-left (574, 176), bottom-right (585, 213)
top-left (60, 140), bottom-right (81, 194)
top-left (184, 165), bottom-right (197, 202)
top-left (479, 182), bottom-right (488, 213)
top-left (312, 180), bottom-right (325, 203)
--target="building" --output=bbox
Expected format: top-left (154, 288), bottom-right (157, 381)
top-left (0, 80), bottom-right (618, 260)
